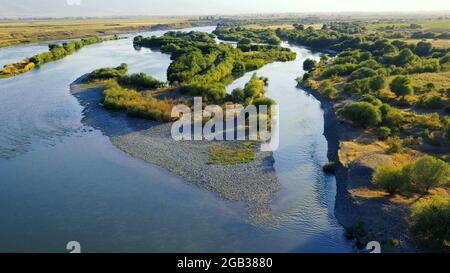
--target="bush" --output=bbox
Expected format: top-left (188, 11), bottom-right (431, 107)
top-left (253, 97), bottom-right (277, 108)
top-left (372, 165), bottom-right (410, 194)
top-left (369, 75), bottom-right (387, 92)
top-left (348, 67), bottom-right (377, 81)
top-left (243, 74), bottom-right (265, 99)
top-left (376, 126), bottom-right (391, 140)
top-left (440, 53), bottom-right (450, 64)
top-left (360, 94), bottom-right (382, 106)
top-left (386, 136), bottom-right (403, 153)
top-left (87, 63), bottom-right (128, 81)
top-left (410, 196), bottom-right (450, 248)
top-left (181, 83), bottom-right (227, 103)
top-left (323, 162), bottom-right (336, 174)
top-left (303, 58), bottom-right (317, 72)
top-left (390, 75), bottom-right (413, 97)
top-left (118, 73), bottom-right (165, 89)
top-left (321, 63), bottom-right (357, 77)
top-left (336, 102), bottom-right (382, 128)
top-left (320, 81), bottom-right (337, 99)
top-left (417, 95), bottom-right (444, 109)
top-left (232, 88), bottom-right (245, 102)
top-left (409, 156), bottom-right (450, 192)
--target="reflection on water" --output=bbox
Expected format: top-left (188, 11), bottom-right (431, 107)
top-left (0, 26), bottom-right (352, 252)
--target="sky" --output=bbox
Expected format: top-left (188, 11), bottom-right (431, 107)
top-left (1, 0), bottom-right (450, 18)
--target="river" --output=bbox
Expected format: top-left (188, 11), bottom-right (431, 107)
top-left (0, 26), bottom-right (352, 252)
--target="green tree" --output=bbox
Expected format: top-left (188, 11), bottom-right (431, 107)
top-left (369, 75), bottom-right (387, 92)
top-left (372, 165), bottom-right (410, 194)
top-left (409, 156), bottom-right (450, 192)
top-left (395, 48), bottom-right (416, 66)
top-left (414, 41), bottom-right (433, 57)
top-left (410, 196), bottom-right (450, 248)
top-left (303, 58), bottom-right (317, 72)
top-left (336, 102), bottom-right (382, 128)
top-left (390, 75), bottom-right (413, 97)
top-left (232, 88), bottom-right (245, 103)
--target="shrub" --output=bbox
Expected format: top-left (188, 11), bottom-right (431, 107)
top-left (87, 63), bottom-right (128, 81)
top-left (440, 53), bottom-right (450, 64)
top-left (360, 94), bottom-right (382, 106)
top-left (376, 126), bottom-right (391, 140)
top-left (417, 95), bottom-right (444, 109)
top-left (386, 136), bottom-right (403, 153)
top-left (369, 75), bottom-right (387, 92)
top-left (118, 73), bottom-right (165, 89)
top-left (303, 58), bottom-right (317, 72)
top-left (253, 97), bottom-right (277, 108)
top-left (323, 162), bottom-right (336, 174)
top-left (180, 83), bottom-right (227, 103)
top-left (444, 120), bottom-right (450, 142)
top-left (372, 165), bottom-right (410, 194)
top-left (380, 104), bottom-right (405, 130)
top-left (320, 81), bottom-right (338, 99)
top-left (336, 102), bottom-right (382, 128)
top-left (409, 156), bottom-right (450, 192)
top-left (414, 41), bottom-right (433, 57)
top-left (321, 63), bottom-right (357, 77)
top-left (410, 196), bottom-right (450, 248)
top-left (390, 75), bottom-right (413, 97)
top-left (348, 67), bottom-right (377, 81)
top-left (232, 88), bottom-right (245, 102)
top-left (425, 82), bottom-right (435, 90)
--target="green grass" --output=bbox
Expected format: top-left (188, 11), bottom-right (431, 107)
top-left (208, 141), bottom-right (256, 165)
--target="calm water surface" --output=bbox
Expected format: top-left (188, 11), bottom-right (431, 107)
top-left (0, 26), bottom-right (352, 252)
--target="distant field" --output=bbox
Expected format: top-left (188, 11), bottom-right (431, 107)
top-left (0, 18), bottom-right (202, 47)
top-left (244, 23), bottom-right (322, 30)
top-left (401, 38), bottom-right (450, 49)
top-left (368, 19), bottom-right (450, 31)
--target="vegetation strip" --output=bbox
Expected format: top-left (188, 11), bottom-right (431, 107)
top-left (0, 36), bottom-right (120, 78)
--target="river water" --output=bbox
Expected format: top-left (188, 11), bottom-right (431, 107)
top-left (0, 26), bottom-right (352, 252)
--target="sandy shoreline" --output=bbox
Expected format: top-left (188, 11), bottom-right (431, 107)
top-left (70, 82), bottom-right (281, 221)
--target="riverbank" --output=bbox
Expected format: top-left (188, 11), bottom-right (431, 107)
top-left (70, 80), bottom-right (281, 222)
top-left (299, 83), bottom-right (419, 252)
top-left (0, 18), bottom-right (216, 48)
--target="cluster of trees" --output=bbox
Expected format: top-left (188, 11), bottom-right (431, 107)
top-left (336, 94), bottom-right (447, 147)
top-left (85, 63), bottom-right (166, 90)
top-left (232, 74), bottom-right (270, 105)
top-left (372, 155), bottom-right (449, 194)
top-left (372, 156), bottom-right (449, 249)
top-left (287, 21), bottom-right (449, 251)
top-left (118, 73), bottom-right (166, 90)
top-left (337, 101), bottom-right (382, 128)
top-left (134, 30), bottom-right (295, 104)
top-left (296, 25), bottom-right (449, 148)
top-left (281, 26), bottom-right (447, 74)
top-left (322, 21), bottom-right (367, 34)
top-left (1, 36), bottom-right (117, 78)
top-left (213, 26), bottom-right (282, 45)
top-left (85, 63), bottom-right (129, 81)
